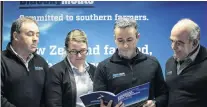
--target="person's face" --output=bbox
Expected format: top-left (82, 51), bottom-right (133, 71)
top-left (67, 41), bottom-right (88, 66)
top-left (14, 21), bottom-right (39, 54)
top-left (114, 27), bottom-right (138, 59)
top-left (170, 27), bottom-right (194, 61)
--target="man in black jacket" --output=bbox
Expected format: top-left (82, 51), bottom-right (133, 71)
top-left (94, 18), bottom-right (168, 107)
top-left (1, 17), bottom-right (49, 107)
top-left (166, 18), bottom-right (207, 107)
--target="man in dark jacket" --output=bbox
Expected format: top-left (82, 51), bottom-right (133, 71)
top-left (94, 18), bottom-right (168, 107)
top-left (166, 18), bottom-right (207, 107)
top-left (45, 29), bottom-right (96, 107)
top-left (1, 17), bottom-right (49, 107)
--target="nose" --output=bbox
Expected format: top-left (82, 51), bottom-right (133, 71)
top-left (171, 42), bottom-right (177, 50)
top-left (123, 43), bottom-right (128, 48)
top-left (77, 53), bottom-right (82, 57)
top-left (33, 35), bottom-right (39, 43)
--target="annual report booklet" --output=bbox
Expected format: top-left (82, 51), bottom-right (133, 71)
top-left (80, 82), bottom-right (150, 107)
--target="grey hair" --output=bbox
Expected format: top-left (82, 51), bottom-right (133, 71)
top-left (10, 17), bottom-right (38, 42)
top-left (176, 18), bottom-right (200, 41)
top-left (114, 18), bottom-right (138, 34)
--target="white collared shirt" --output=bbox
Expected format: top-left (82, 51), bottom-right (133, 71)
top-left (67, 57), bottom-right (93, 107)
top-left (10, 45), bottom-right (34, 72)
top-left (177, 45), bottom-right (200, 75)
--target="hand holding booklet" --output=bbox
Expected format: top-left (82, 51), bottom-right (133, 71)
top-left (80, 82), bottom-right (150, 107)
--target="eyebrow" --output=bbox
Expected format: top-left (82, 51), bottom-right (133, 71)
top-left (117, 38), bottom-right (123, 40)
top-left (117, 37), bottom-right (133, 39)
top-left (127, 37), bottom-right (133, 40)
top-left (170, 39), bottom-right (185, 44)
top-left (31, 31), bottom-right (40, 33)
top-left (177, 40), bottom-right (185, 44)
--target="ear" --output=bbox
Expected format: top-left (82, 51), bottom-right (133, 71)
top-left (193, 39), bottom-right (198, 47)
top-left (13, 31), bottom-right (19, 41)
top-left (114, 39), bottom-right (117, 44)
top-left (136, 33), bottom-right (140, 39)
top-left (114, 35), bottom-right (117, 42)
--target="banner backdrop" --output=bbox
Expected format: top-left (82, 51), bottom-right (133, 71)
top-left (2, 1), bottom-right (207, 75)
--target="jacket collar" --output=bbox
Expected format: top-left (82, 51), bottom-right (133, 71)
top-left (192, 45), bottom-right (207, 64)
top-left (169, 45), bottom-right (207, 74)
top-left (6, 42), bottom-right (37, 58)
top-left (171, 45), bottom-right (207, 65)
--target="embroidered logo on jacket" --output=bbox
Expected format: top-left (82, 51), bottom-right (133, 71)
top-left (112, 72), bottom-right (126, 78)
top-left (35, 66), bottom-right (43, 70)
top-left (166, 71), bottom-right (172, 75)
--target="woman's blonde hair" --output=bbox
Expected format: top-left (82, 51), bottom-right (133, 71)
top-left (65, 29), bottom-right (88, 51)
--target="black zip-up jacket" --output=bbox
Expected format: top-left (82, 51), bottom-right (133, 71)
top-left (94, 49), bottom-right (168, 107)
top-left (1, 43), bottom-right (48, 107)
top-left (165, 45), bottom-right (207, 107)
top-left (45, 58), bottom-right (96, 107)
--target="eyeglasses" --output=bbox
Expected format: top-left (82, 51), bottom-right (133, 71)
top-left (68, 49), bottom-right (88, 55)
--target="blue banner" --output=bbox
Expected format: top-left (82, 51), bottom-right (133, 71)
top-left (2, 1), bottom-right (207, 75)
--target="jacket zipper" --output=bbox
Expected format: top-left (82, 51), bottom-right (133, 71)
top-left (127, 63), bottom-right (135, 86)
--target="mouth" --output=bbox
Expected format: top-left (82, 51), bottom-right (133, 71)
top-left (174, 51), bottom-right (180, 54)
top-left (173, 53), bottom-right (179, 57)
top-left (31, 44), bottom-right (37, 48)
top-left (76, 59), bottom-right (83, 60)
top-left (121, 49), bottom-right (129, 51)
top-left (120, 50), bottom-right (130, 54)
top-left (31, 46), bottom-right (37, 49)
top-left (173, 53), bottom-right (183, 60)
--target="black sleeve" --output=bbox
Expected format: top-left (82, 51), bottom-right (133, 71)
top-left (88, 63), bottom-right (96, 81)
top-left (40, 62), bottom-right (49, 107)
top-left (1, 60), bottom-right (16, 107)
top-left (154, 63), bottom-right (168, 107)
top-left (45, 67), bottom-right (62, 107)
top-left (93, 63), bottom-right (108, 107)
top-left (93, 63), bottom-right (107, 91)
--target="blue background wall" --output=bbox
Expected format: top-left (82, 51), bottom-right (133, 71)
top-left (2, 1), bottom-right (207, 76)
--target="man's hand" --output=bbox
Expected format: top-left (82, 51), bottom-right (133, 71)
top-left (143, 100), bottom-right (156, 107)
top-left (100, 99), bottom-right (124, 107)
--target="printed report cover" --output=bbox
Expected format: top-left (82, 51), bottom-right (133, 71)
top-left (80, 82), bottom-right (150, 107)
